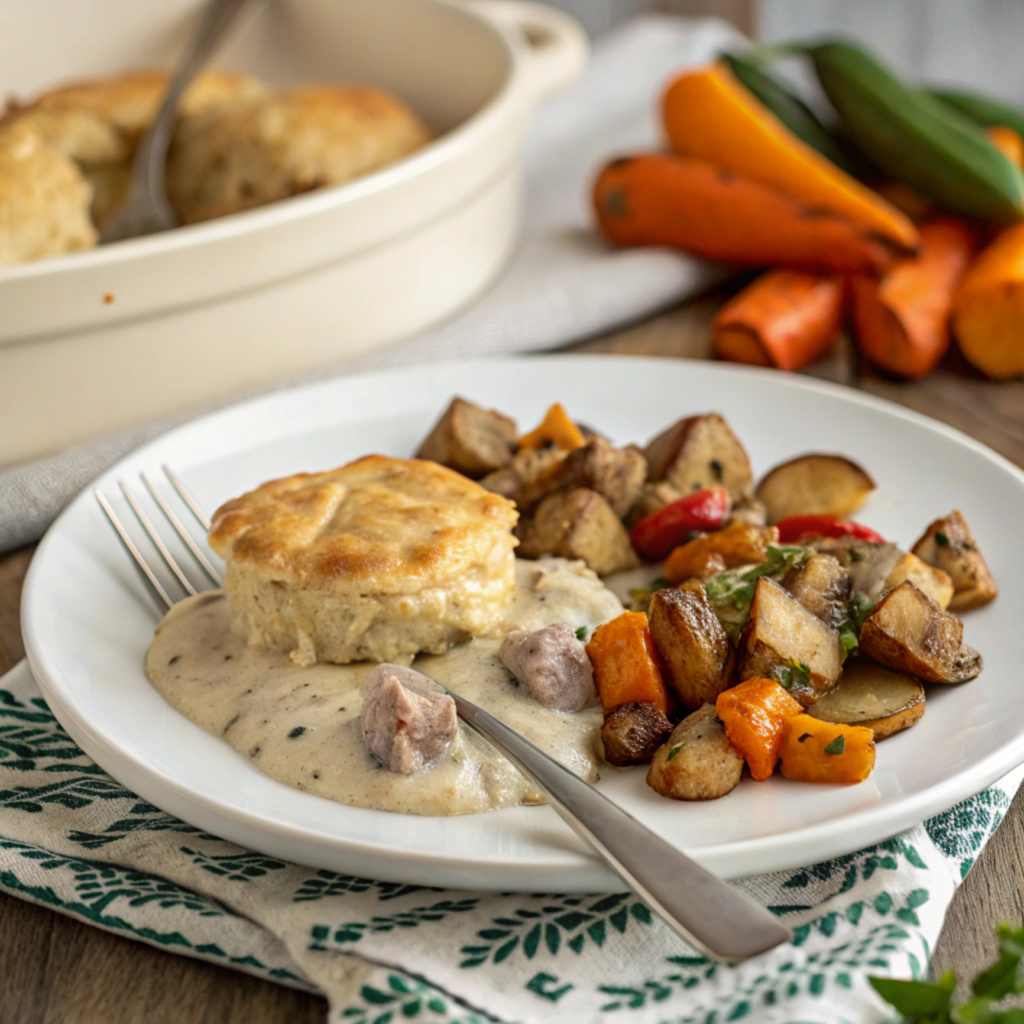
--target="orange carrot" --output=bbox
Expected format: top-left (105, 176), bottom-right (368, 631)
top-left (953, 221), bottom-right (1024, 379)
top-left (987, 126), bottom-right (1024, 170)
top-left (662, 62), bottom-right (919, 254)
top-left (518, 402), bottom-right (586, 451)
top-left (663, 522), bottom-right (778, 585)
top-left (716, 678), bottom-right (803, 781)
top-left (586, 611), bottom-right (671, 715)
top-left (778, 714), bottom-right (875, 785)
top-left (594, 154), bottom-right (900, 274)
top-left (851, 217), bottom-right (975, 379)
top-left (713, 268), bottom-right (845, 371)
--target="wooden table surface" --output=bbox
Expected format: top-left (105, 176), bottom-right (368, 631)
top-left (4, 294), bottom-right (1024, 1021)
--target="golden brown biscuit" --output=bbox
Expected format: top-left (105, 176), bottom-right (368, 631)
top-left (10, 70), bottom-right (264, 226)
top-left (210, 455), bottom-right (518, 665)
top-left (0, 120), bottom-right (96, 264)
top-left (167, 85), bottom-right (430, 223)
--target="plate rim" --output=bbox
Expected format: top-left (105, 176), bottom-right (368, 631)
top-left (21, 353), bottom-right (1024, 887)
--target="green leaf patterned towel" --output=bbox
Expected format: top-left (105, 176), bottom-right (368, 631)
top-left (2, 661), bottom-right (1019, 1024)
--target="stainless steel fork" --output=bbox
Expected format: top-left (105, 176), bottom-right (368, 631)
top-left (96, 467), bottom-right (791, 962)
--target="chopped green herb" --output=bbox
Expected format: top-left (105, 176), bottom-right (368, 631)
top-left (823, 734), bottom-right (846, 755)
top-left (935, 531), bottom-right (950, 547)
top-left (849, 592), bottom-right (877, 632)
top-left (666, 741), bottom-right (686, 762)
top-left (575, 625), bottom-right (588, 641)
top-left (797, 732), bottom-right (812, 743)
top-left (849, 548), bottom-right (864, 563)
top-left (703, 545), bottom-right (811, 633)
top-left (838, 619), bottom-right (859, 662)
top-left (710, 459), bottom-right (724, 481)
top-left (774, 658), bottom-right (811, 693)
top-left (629, 577), bottom-right (669, 610)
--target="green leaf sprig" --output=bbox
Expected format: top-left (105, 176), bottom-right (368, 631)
top-left (871, 921), bottom-right (1024, 1022)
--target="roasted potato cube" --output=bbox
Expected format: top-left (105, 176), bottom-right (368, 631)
top-left (649, 582), bottom-right (734, 710)
top-left (664, 522), bottom-right (778, 585)
top-left (782, 553), bottom-right (851, 630)
top-left (912, 510), bottom-right (998, 611)
top-left (646, 704), bottom-right (744, 800)
top-left (416, 397), bottom-right (517, 478)
top-left (548, 437), bottom-right (647, 518)
top-left (755, 454), bottom-right (875, 524)
top-left (808, 660), bottom-right (925, 739)
top-left (601, 701), bottom-right (673, 767)
top-left (517, 488), bottom-right (640, 576)
top-left (626, 480), bottom-right (684, 528)
top-left (643, 413), bottom-right (753, 500)
top-left (480, 446), bottom-right (567, 507)
top-left (858, 581), bottom-right (982, 683)
top-left (736, 577), bottom-right (843, 704)
top-left (884, 552), bottom-right (954, 609)
top-left (812, 536), bottom-right (904, 601)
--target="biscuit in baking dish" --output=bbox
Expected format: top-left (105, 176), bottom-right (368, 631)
top-left (209, 455), bottom-right (519, 665)
top-left (0, 120), bottom-right (96, 264)
top-left (8, 70), bottom-right (264, 227)
top-left (166, 85), bottom-right (430, 223)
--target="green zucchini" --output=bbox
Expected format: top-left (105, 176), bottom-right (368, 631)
top-left (929, 87), bottom-right (1024, 139)
top-left (721, 53), bottom-right (860, 173)
top-left (808, 40), bottom-right (1024, 223)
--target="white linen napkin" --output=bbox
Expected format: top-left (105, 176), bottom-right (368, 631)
top-left (0, 15), bottom-right (742, 553)
top-left (2, 659), bottom-right (1018, 1023)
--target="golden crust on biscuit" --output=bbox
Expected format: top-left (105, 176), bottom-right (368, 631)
top-left (210, 455), bottom-right (519, 665)
top-left (166, 85), bottom-right (430, 223)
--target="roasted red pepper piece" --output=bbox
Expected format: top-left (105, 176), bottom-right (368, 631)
top-left (776, 515), bottom-right (885, 544)
top-left (630, 487), bottom-right (730, 560)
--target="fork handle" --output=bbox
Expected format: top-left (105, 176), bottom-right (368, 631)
top-left (450, 693), bottom-right (790, 961)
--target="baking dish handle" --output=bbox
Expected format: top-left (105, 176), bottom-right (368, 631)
top-left (470, 0), bottom-right (588, 103)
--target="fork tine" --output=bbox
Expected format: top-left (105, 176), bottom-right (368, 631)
top-left (119, 481), bottom-right (198, 597)
top-left (163, 463), bottom-right (212, 531)
top-left (95, 490), bottom-right (174, 611)
top-left (142, 473), bottom-right (223, 586)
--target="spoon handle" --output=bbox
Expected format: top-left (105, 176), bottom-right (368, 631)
top-left (449, 692), bottom-right (791, 962)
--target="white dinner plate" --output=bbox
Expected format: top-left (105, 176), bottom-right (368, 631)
top-left (21, 355), bottom-right (1024, 890)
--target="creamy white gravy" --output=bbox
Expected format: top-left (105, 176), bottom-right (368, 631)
top-left (145, 558), bottom-right (624, 816)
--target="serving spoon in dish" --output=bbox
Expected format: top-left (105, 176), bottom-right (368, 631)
top-left (94, 466), bottom-right (791, 961)
top-left (100, 0), bottom-right (264, 243)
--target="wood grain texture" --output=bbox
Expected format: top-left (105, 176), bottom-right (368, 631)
top-left (3, 297), bottom-right (1024, 1018)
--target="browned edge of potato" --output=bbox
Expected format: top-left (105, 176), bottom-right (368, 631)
top-left (808, 660), bottom-right (925, 739)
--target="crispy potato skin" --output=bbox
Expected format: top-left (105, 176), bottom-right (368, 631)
top-left (416, 397), bottom-right (517, 478)
top-left (808, 660), bottom-right (925, 739)
top-left (912, 510), bottom-right (997, 611)
top-left (646, 704), bottom-right (744, 800)
top-left (884, 552), bottom-right (954, 609)
top-left (859, 581), bottom-right (982, 683)
top-left (644, 413), bottom-right (754, 500)
top-left (649, 582), bottom-right (735, 710)
top-left (517, 488), bottom-right (640, 576)
top-left (736, 577), bottom-right (843, 705)
top-left (755, 454), bottom-right (875, 524)
top-left (601, 701), bottom-right (673, 766)
top-left (782, 553), bottom-right (851, 630)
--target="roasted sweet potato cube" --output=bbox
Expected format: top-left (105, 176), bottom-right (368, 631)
top-left (549, 437), bottom-right (648, 518)
top-left (664, 522), bottom-right (778, 584)
top-left (649, 582), bottom-right (734, 710)
top-left (912, 510), bottom-right (997, 611)
top-left (716, 677), bottom-right (803, 781)
top-left (782, 553), bottom-right (851, 630)
top-left (646, 704), bottom-right (744, 800)
top-left (416, 397), bottom-right (517, 478)
top-left (643, 413), bottom-right (753, 500)
top-left (586, 611), bottom-right (671, 715)
top-left (517, 488), bottom-right (639, 576)
top-left (883, 552), bottom-right (954, 609)
top-left (858, 581), bottom-right (982, 683)
top-left (778, 714), bottom-right (876, 785)
top-left (736, 577), bottom-right (843, 705)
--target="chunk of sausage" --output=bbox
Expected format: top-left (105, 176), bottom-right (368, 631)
top-left (499, 624), bottom-right (596, 712)
top-left (360, 664), bottom-right (457, 773)
top-left (646, 704), bottom-right (744, 800)
top-left (601, 701), bottom-right (673, 766)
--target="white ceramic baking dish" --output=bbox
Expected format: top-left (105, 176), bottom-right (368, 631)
top-left (0, 0), bottom-right (586, 465)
